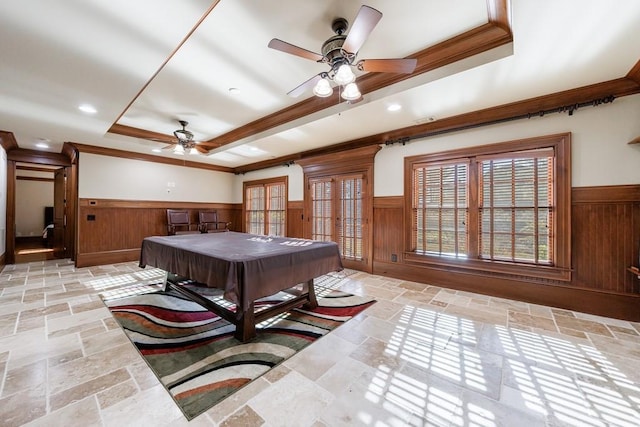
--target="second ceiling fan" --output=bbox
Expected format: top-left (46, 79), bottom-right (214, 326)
top-left (162, 120), bottom-right (209, 155)
top-left (268, 5), bottom-right (417, 100)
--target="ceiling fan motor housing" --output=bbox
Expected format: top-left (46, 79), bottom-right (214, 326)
top-left (322, 17), bottom-right (351, 67)
top-left (322, 35), bottom-right (347, 65)
top-left (174, 120), bottom-right (194, 142)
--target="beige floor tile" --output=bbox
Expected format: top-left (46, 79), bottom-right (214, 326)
top-left (50, 367), bottom-right (131, 411)
top-left (249, 371), bottom-right (333, 427)
top-left (48, 343), bottom-right (142, 395)
top-left (284, 332), bottom-right (357, 381)
top-left (220, 405), bottom-right (265, 427)
top-left (508, 310), bottom-right (558, 333)
top-left (0, 383), bottom-right (47, 427)
top-left (0, 313), bottom-right (18, 337)
top-left (205, 377), bottom-right (270, 424)
top-left (554, 314), bottom-right (614, 338)
top-left (32, 398), bottom-right (104, 427)
top-left (444, 302), bottom-right (508, 327)
top-left (100, 383), bottom-right (185, 427)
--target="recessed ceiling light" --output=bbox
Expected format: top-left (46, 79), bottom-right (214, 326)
top-left (228, 88), bottom-right (240, 95)
top-left (35, 142), bottom-right (49, 149)
top-left (78, 104), bottom-right (97, 114)
top-left (387, 103), bottom-right (402, 112)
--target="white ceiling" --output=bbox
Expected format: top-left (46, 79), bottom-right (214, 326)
top-left (1, 0), bottom-right (639, 169)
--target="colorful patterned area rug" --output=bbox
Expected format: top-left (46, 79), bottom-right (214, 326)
top-left (102, 275), bottom-right (375, 420)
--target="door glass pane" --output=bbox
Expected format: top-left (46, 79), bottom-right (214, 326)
top-left (311, 179), bottom-right (332, 242)
top-left (337, 176), bottom-right (363, 260)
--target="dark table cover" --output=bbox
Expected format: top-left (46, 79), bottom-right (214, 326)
top-left (139, 232), bottom-right (343, 311)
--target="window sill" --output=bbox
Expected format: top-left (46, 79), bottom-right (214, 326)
top-left (404, 252), bottom-right (572, 282)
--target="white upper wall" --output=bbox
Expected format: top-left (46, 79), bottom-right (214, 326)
top-left (233, 164), bottom-right (305, 202)
top-left (79, 153), bottom-right (236, 202)
top-left (78, 94), bottom-right (640, 205)
top-left (375, 93), bottom-right (640, 196)
top-left (233, 94), bottom-right (640, 199)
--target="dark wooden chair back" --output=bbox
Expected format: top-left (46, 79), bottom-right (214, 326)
top-left (198, 210), bottom-right (230, 233)
top-left (166, 209), bottom-right (199, 235)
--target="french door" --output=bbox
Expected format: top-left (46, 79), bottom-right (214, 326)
top-left (309, 173), bottom-right (368, 271)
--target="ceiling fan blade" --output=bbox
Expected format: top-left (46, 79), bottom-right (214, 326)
top-left (287, 74), bottom-right (324, 98)
top-left (358, 58), bottom-right (418, 74)
top-left (268, 39), bottom-right (324, 62)
top-left (342, 5), bottom-right (383, 54)
top-left (161, 143), bottom-right (177, 150)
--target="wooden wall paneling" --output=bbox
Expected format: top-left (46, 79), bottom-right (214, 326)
top-left (373, 197), bottom-right (403, 263)
top-left (66, 164), bottom-right (78, 261)
top-left (373, 259), bottom-right (640, 321)
top-left (287, 200), bottom-right (303, 238)
top-left (76, 200), bottom-right (240, 267)
top-left (5, 161), bottom-right (16, 264)
top-left (571, 186), bottom-right (640, 294)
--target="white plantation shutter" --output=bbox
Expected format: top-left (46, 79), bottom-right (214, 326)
top-left (336, 175), bottom-right (364, 260)
top-left (413, 161), bottom-right (468, 257)
top-left (310, 178), bottom-right (333, 242)
top-left (245, 186), bottom-right (264, 235)
top-left (409, 146), bottom-right (558, 268)
top-left (479, 149), bottom-right (553, 264)
top-left (266, 182), bottom-right (286, 236)
top-left (245, 180), bottom-right (287, 236)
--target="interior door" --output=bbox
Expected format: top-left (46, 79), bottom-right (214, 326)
top-left (309, 174), bottom-right (368, 271)
top-left (52, 168), bottom-right (66, 257)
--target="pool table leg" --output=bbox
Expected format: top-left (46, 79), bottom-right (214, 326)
top-left (235, 301), bottom-right (256, 342)
top-left (162, 271), bottom-right (170, 292)
top-left (303, 279), bottom-right (318, 310)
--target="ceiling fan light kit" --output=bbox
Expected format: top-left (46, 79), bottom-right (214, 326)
top-left (333, 63), bottom-right (355, 85)
top-left (268, 5), bottom-right (417, 101)
top-left (313, 76), bottom-right (333, 97)
top-left (341, 82), bottom-right (361, 101)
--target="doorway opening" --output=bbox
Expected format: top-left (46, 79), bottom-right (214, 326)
top-left (14, 163), bottom-right (60, 263)
top-left (4, 152), bottom-right (76, 266)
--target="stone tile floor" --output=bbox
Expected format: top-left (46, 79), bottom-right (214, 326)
top-left (0, 259), bottom-right (639, 426)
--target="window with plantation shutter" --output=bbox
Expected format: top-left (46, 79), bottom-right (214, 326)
top-left (413, 161), bottom-right (468, 257)
top-left (478, 149), bottom-right (553, 264)
top-left (405, 134), bottom-right (571, 281)
top-left (243, 177), bottom-right (287, 237)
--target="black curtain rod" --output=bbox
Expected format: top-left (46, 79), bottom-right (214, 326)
top-left (385, 95), bottom-right (616, 146)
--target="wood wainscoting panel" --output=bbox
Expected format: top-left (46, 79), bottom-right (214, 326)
top-left (77, 199), bottom-right (241, 267)
top-left (373, 259), bottom-right (640, 321)
top-left (373, 196), bottom-right (403, 263)
top-left (287, 200), bottom-right (303, 238)
top-left (572, 185), bottom-right (640, 294)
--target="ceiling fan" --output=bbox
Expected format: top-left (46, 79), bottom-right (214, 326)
top-left (268, 5), bottom-right (417, 99)
top-left (162, 120), bottom-right (208, 155)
